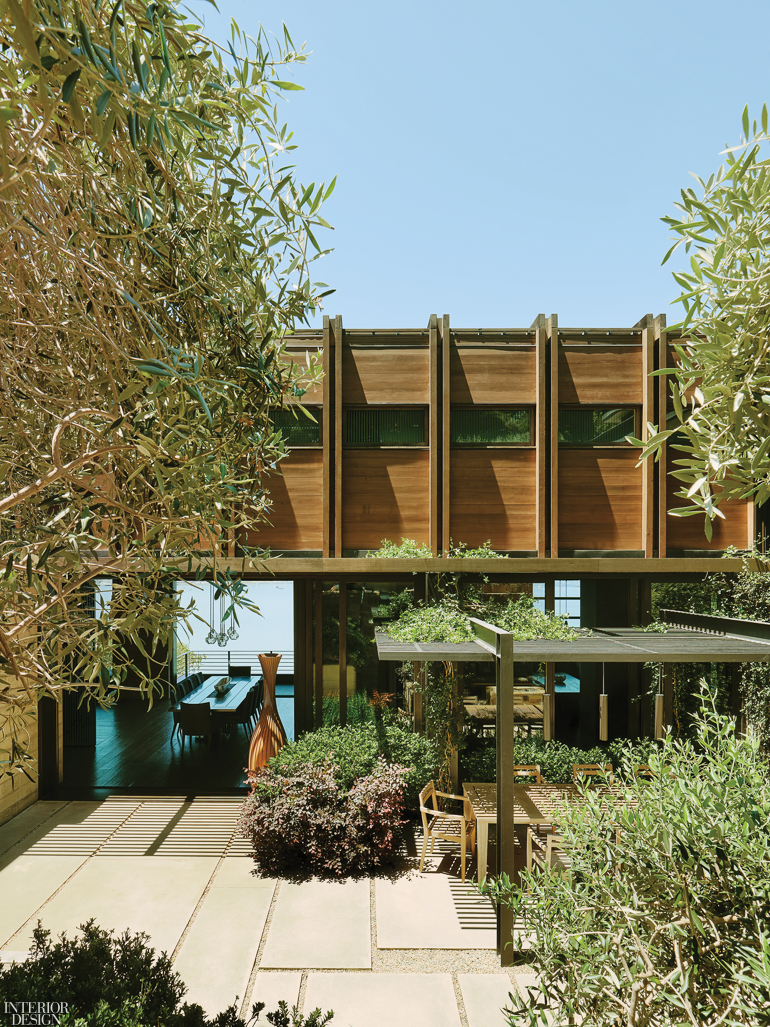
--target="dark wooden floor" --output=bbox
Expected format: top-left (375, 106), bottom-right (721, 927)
top-left (59, 686), bottom-right (295, 798)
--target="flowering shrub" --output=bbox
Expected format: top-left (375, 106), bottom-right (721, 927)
top-left (238, 758), bottom-right (409, 876)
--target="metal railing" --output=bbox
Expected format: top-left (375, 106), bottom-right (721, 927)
top-left (176, 649), bottom-right (295, 679)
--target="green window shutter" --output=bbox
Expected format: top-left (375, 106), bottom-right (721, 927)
top-left (346, 408), bottom-right (425, 445)
top-left (272, 408), bottom-right (321, 445)
top-left (451, 408), bottom-right (531, 445)
top-left (558, 408), bottom-right (636, 445)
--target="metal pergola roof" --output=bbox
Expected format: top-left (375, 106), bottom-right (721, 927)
top-left (375, 627), bottom-right (770, 663)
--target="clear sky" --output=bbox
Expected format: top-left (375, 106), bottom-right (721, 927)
top-left (188, 0), bottom-right (770, 329)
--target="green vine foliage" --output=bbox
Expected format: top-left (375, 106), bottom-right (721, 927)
top-left (651, 557), bottom-right (770, 753)
top-left (385, 595), bottom-right (579, 791)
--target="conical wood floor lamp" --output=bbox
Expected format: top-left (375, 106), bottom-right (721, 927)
top-left (248, 652), bottom-right (287, 771)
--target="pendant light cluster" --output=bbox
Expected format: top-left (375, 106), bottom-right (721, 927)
top-left (205, 582), bottom-right (239, 647)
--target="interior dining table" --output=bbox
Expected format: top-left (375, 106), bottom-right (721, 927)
top-left (180, 674), bottom-right (261, 723)
top-left (463, 780), bottom-right (636, 883)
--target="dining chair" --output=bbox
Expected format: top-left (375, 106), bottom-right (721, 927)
top-left (531, 832), bottom-right (570, 874)
top-left (228, 665), bottom-right (251, 677)
top-left (177, 701), bottom-right (212, 748)
top-left (512, 764), bottom-right (543, 784)
top-left (218, 689), bottom-right (258, 739)
top-left (418, 781), bottom-right (476, 883)
top-left (634, 764), bottom-right (655, 780)
top-left (572, 763), bottom-right (614, 785)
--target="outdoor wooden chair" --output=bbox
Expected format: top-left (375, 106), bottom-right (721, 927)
top-left (512, 764), bottom-right (543, 783)
top-left (572, 763), bottom-right (614, 785)
top-left (526, 822), bottom-right (557, 871)
top-left (531, 832), bottom-right (570, 874)
top-left (634, 764), bottom-right (655, 780)
top-left (418, 781), bottom-right (476, 883)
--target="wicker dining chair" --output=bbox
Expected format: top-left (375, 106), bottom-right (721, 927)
top-left (418, 781), bottom-right (476, 883)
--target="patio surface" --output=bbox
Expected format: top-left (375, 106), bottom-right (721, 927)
top-left (0, 797), bottom-right (542, 1027)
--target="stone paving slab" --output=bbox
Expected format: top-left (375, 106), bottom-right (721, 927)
top-left (375, 869), bottom-right (496, 949)
top-left (174, 859), bottom-right (275, 1015)
top-left (20, 799), bottom-right (141, 859)
top-left (261, 879), bottom-right (371, 969)
top-left (459, 974), bottom-right (518, 1027)
top-left (7, 855), bottom-right (218, 955)
top-left (304, 972), bottom-right (462, 1027)
top-left (0, 855), bottom-right (87, 948)
top-left (0, 802), bottom-right (67, 858)
top-left (249, 972), bottom-right (302, 1018)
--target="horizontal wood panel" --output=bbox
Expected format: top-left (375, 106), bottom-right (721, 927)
top-left (342, 450), bottom-right (429, 549)
top-left (665, 452), bottom-right (747, 550)
top-left (242, 450), bottom-right (323, 550)
top-left (450, 347), bottom-right (536, 404)
top-left (558, 449), bottom-right (642, 550)
top-left (342, 347), bottom-right (429, 404)
top-left (559, 345), bottom-right (642, 404)
top-left (450, 450), bottom-right (536, 550)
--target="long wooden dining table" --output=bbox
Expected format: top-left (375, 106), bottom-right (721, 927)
top-left (463, 780), bottom-right (635, 883)
top-left (182, 674), bottom-right (260, 715)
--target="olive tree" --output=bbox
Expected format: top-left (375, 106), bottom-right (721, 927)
top-left (637, 107), bottom-right (770, 537)
top-left (0, 0), bottom-right (333, 777)
top-left (486, 687), bottom-right (770, 1026)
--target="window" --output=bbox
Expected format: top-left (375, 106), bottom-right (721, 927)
top-left (558, 407), bottom-right (636, 445)
top-left (451, 408), bottom-right (532, 445)
top-left (346, 408), bottom-right (425, 446)
top-left (272, 407), bottom-right (321, 445)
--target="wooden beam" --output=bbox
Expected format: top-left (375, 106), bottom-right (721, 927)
top-left (548, 314), bottom-right (559, 557)
top-left (441, 314), bottom-right (451, 552)
top-left (641, 314), bottom-right (655, 557)
top-left (544, 662), bottom-right (555, 739)
top-left (656, 315), bottom-right (668, 558)
top-left (322, 316), bottom-right (333, 558)
top-left (334, 315), bottom-right (343, 557)
top-left (293, 581), bottom-right (307, 737)
top-left (748, 500), bottom-right (757, 550)
top-left (429, 314), bottom-right (439, 555)
top-left (497, 631), bottom-right (515, 965)
top-left (314, 580), bottom-right (323, 728)
top-left (305, 577), bottom-right (313, 731)
top-left (534, 314), bottom-right (547, 557)
top-left (338, 582), bottom-right (347, 727)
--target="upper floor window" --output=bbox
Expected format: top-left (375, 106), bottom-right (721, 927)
top-left (345, 408), bottom-right (426, 446)
top-left (558, 407), bottom-right (636, 445)
top-left (451, 408), bottom-right (532, 446)
top-left (272, 406), bottom-right (321, 445)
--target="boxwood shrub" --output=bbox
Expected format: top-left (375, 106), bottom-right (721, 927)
top-left (262, 721), bottom-right (439, 806)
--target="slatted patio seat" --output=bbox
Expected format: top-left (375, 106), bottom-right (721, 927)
top-left (418, 781), bottom-right (476, 883)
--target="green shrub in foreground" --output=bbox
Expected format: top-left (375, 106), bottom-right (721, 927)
top-left (485, 685), bottom-right (770, 1027)
top-left (0, 922), bottom-right (334, 1025)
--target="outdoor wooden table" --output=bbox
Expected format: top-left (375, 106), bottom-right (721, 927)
top-left (463, 781), bottom-right (637, 883)
top-left (182, 675), bottom-right (259, 715)
top-left (463, 782), bottom-right (551, 883)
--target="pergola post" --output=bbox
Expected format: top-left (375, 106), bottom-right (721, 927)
top-left (497, 632), bottom-right (515, 965)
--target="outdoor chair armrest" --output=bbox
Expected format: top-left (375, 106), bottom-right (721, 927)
top-left (419, 806), bottom-right (466, 822)
top-left (435, 790), bottom-right (467, 802)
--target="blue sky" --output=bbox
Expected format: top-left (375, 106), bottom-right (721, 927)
top-left (189, 0), bottom-right (770, 329)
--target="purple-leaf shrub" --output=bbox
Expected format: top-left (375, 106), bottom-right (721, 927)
top-left (237, 758), bottom-right (409, 876)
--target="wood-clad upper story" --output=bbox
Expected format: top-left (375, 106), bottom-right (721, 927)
top-left (240, 314), bottom-right (754, 560)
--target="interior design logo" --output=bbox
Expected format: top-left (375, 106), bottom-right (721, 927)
top-left (3, 1003), bottom-right (69, 1025)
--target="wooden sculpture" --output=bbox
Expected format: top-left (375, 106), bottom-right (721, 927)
top-left (248, 652), bottom-right (287, 771)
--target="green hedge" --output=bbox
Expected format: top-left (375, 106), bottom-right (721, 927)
top-left (461, 735), bottom-right (658, 785)
top-left (264, 721), bottom-right (439, 806)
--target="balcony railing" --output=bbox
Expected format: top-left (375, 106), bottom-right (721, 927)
top-left (176, 649), bottom-right (295, 680)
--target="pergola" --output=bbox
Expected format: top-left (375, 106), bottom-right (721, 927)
top-left (375, 612), bottom-right (770, 965)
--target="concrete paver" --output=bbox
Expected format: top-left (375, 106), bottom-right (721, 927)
top-left (459, 973), bottom-right (518, 1027)
top-left (0, 801), bottom-right (67, 858)
top-left (0, 856), bottom-right (87, 948)
top-left (174, 858), bottom-right (276, 1016)
top-left (248, 972), bottom-right (302, 1018)
top-left (7, 855), bottom-right (218, 955)
top-left (376, 868), bottom-right (496, 949)
top-left (304, 972), bottom-right (462, 1027)
top-left (261, 879), bottom-right (371, 970)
